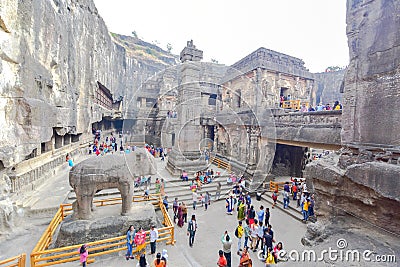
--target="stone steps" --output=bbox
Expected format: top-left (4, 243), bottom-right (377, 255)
top-left (260, 194), bottom-right (306, 222)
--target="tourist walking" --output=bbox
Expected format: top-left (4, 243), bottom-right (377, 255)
top-left (237, 200), bottom-right (246, 221)
top-left (283, 189), bottom-right (290, 209)
top-left (138, 252), bottom-right (148, 267)
top-left (155, 178), bottom-right (161, 194)
top-left (215, 181), bottom-right (222, 200)
top-left (192, 190), bottom-right (198, 210)
top-left (226, 196), bottom-right (234, 215)
top-left (160, 178), bottom-right (165, 196)
top-left (257, 205), bottom-right (265, 223)
top-left (153, 252), bottom-right (166, 267)
top-left (149, 225), bottom-right (159, 254)
top-left (177, 203), bottom-right (184, 227)
top-left (243, 219), bottom-right (251, 249)
top-left (134, 227), bottom-right (146, 259)
top-left (221, 231), bottom-right (232, 267)
top-left (204, 191), bottom-right (210, 210)
top-left (217, 250), bottom-right (228, 267)
top-left (250, 219), bottom-right (258, 251)
top-left (271, 190), bottom-right (278, 208)
top-left (79, 244), bottom-right (88, 267)
top-left (187, 214), bottom-right (198, 247)
top-left (238, 247), bottom-right (252, 267)
top-left (264, 208), bottom-right (270, 227)
top-left (247, 205), bottom-right (256, 225)
top-left (161, 249), bottom-right (168, 266)
top-left (235, 221), bottom-right (244, 252)
top-left (302, 198), bottom-right (310, 222)
top-left (163, 196), bottom-right (169, 211)
top-left (182, 202), bottom-right (188, 223)
top-left (173, 197), bottom-right (179, 216)
top-left (255, 221), bottom-right (264, 251)
top-left (125, 225), bottom-right (136, 260)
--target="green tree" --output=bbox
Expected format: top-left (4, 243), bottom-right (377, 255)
top-left (131, 31), bottom-right (138, 38)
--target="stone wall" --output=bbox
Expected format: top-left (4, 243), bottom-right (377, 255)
top-left (342, 0), bottom-right (400, 147)
top-left (305, 0), bottom-right (400, 235)
top-left (0, 0), bottom-right (175, 168)
top-left (1, 0), bottom-right (121, 166)
top-left (313, 70), bottom-right (345, 106)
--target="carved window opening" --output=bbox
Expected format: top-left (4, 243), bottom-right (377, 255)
top-left (95, 82), bottom-right (113, 110)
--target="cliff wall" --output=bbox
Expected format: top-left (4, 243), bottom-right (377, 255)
top-left (305, 0), bottom-right (400, 236)
top-left (0, 0), bottom-right (176, 168)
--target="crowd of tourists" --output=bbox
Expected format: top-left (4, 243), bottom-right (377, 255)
top-left (300, 100), bottom-right (342, 112)
top-left (123, 224), bottom-right (169, 267)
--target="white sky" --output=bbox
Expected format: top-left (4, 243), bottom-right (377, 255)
top-left (93, 0), bottom-right (349, 73)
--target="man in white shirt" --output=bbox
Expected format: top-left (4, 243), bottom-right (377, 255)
top-left (149, 225), bottom-right (159, 254)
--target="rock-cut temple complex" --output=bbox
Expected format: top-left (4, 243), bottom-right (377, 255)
top-left (0, 0), bottom-right (399, 262)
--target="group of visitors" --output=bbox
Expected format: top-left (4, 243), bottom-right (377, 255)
top-left (274, 178), bottom-right (315, 222)
top-left (172, 197), bottom-right (188, 227)
top-left (145, 144), bottom-right (166, 159)
top-left (300, 100), bottom-right (342, 112)
top-left (166, 110), bottom-right (177, 118)
top-left (218, 199), bottom-right (285, 266)
top-left (124, 224), bottom-right (169, 266)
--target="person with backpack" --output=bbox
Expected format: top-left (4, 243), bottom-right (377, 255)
top-left (161, 249), bottom-right (168, 266)
top-left (235, 221), bottom-right (244, 253)
top-left (187, 214), bottom-right (198, 247)
top-left (78, 244), bottom-right (88, 267)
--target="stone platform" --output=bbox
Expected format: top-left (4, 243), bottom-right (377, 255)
top-left (53, 202), bottom-right (159, 248)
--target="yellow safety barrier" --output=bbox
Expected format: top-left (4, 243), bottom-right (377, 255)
top-left (0, 254), bottom-right (26, 267)
top-left (282, 100), bottom-right (301, 110)
top-left (211, 157), bottom-right (231, 172)
top-left (269, 179), bottom-right (306, 192)
top-left (30, 193), bottom-right (175, 267)
top-left (269, 181), bottom-right (286, 192)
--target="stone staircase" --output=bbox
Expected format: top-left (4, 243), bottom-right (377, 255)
top-left (65, 176), bottom-right (309, 224)
top-left (66, 176), bottom-right (234, 208)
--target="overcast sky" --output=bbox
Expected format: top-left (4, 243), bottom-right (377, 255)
top-left (93, 0), bottom-right (349, 73)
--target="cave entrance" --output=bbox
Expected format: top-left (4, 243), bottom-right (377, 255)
top-left (271, 144), bottom-right (308, 177)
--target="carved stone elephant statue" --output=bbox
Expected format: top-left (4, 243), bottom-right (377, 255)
top-left (69, 148), bottom-right (156, 220)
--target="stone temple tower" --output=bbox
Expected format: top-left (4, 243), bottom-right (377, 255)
top-left (166, 41), bottom-right (208, 174)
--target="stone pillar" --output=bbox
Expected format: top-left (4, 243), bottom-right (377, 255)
top-left (166, 41), bottom-right (208, 174)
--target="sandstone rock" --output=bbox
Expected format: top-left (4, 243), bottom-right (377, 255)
top-left (54, 202), bottom-right (159, 248)
top-left (301, 220), bottom-right (328, 247)
top-left (69, 148), bottom-right (156, 220)
top-left (0, 0), bottom-right (176, 167)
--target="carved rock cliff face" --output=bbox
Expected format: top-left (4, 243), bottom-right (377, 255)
top-left (305, 0), bottom-right (400, 236)
top-left (342, 0), bottom-right (400, 146)
top-left (0, 0), bottom-right (176, 167)
top-left (1, 0), bottom-right (122, 166)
